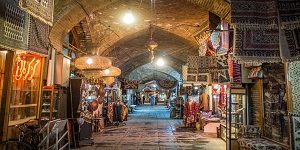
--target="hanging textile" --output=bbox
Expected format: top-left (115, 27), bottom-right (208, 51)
top-left (278, 0), bottom-right (300, 30)
top-left (28, 16), bottom-right (49, 55)
top-left (231, 0), bottom-right (281, 63)
top-left (277, 1), bottom-right (300, 61)
top-left (124, 80), bottom-right (139, 89)
top-left (157, 80), bottom-right (177, 89)
top-left (0, 0), bottom-right (30, 50)
top-left (231, 0), bottom-right (278, 30)
top-left (19, 0), bottom-right (54, 26)
top-left (233, 28), bottom-right (281, 63)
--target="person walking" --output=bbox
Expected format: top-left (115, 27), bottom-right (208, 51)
top-left (142, 95), bottom-right (145, 105)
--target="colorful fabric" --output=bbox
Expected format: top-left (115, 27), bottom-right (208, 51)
top-left (19, 0), bottom-right (54, 26)
top-left (124, 80), bottom-right (139, 89)
top-left (233, 28), bottom-right (281, 63)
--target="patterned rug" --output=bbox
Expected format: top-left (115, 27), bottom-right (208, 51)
top-left (233, 28), bottom-right (281, 63)
top-left (231, 0), bottom-right (282, 63)
top-left (231, 0), bottom-right (278, 30)
top-left (278, 0), bottom-right (300, 30)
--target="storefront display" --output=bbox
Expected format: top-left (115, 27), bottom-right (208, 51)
top-left (40, 85), bottom-right (66, 125)
top-left (9, 53), bottom-right (44, 126)
top-left (226, 88), bottom-right (246, 150)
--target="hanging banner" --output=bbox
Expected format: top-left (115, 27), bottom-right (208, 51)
top-left (19, 0), bottom-right (54, 26)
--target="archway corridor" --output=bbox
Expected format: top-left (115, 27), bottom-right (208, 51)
top-left (80, 105), bottom-right (225, 150)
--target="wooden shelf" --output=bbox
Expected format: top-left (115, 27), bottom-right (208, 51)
top-left (10, 104), bottom-right (37, 108)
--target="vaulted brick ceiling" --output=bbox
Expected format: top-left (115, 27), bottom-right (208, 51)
top-left (51, 0), bottom-right (231, 77)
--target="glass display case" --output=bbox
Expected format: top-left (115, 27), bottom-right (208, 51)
top-left (226, 88), bottom-right (246, 150)
top-left (9, 53), bottom-right (43, 126)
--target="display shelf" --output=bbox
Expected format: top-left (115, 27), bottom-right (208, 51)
top-left (226, 88), bottom-right (246, 150)
top-left (40, 85), bottom-right (64, 125)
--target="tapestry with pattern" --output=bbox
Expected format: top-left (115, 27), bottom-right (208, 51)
top-left (233, 28), bottom-right (281, 63)
top-left (288, 61), bottom-right (300, 113)
top-left (19, 0), bottom-right (54, 26)
top-left (157, 80), bottom-right (177, 90)
top-left (0, 0), bottom-right (29, 50)
top-left (28, 16), bottom-right (49, 55)
top-left (124, 80), bottom-right (139, 89)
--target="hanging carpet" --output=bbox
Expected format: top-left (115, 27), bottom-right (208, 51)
top-left (157, 80), bottom-right (177, 90)
top-left (19, 0), bottom-right (54, 26)
top-left (278, 0), bottom-right (300, 30)
top-left (233, 28), bottom-right (281, 63)
top-left (231, 0), bottom-right (281, 63)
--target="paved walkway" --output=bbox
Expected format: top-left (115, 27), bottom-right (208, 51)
top-left (79, 105), bottom-right (225, 150)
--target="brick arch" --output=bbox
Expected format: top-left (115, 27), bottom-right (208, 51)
top-left (50, 0), bottom-right (230, 51)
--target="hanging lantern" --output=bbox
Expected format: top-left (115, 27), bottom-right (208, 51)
top-left (146, 39), bottom-right (158, 51)
top-left (74, 55), bottom-right (112, 70)
top-left (80, 69), bottom-right (103, 79)
top-left (102, 76), bottom-right (115, 85)
top-left (102, 66), bottom-right (121, 77)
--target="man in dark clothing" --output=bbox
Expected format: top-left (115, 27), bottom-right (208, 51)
top-left (142, 95), bottom-right (145, 105)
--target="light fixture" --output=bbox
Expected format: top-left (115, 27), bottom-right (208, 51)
top-left (74, 55), bottom-right (112, 70)
top-left (122, 10), bottom-right (135, 24)
top-left (194, 86), bottom-right (198, 90)
top-left (102, 76), bottom-right (115, 85)
top-left (74, 55), bottom-right (112, 79)
top-left (86, 58), bottom-right (93, 65)
top-left (102, 66), bottom-right (121, 77)
top-left (104, 69), bottom-right (110, 75)
top-left (156, 58), bottom-right (164, 66)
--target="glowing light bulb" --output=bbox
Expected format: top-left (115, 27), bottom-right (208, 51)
top-left (104, 69), bottom-right (110, 75)
top-left (86, 58), bottom-right (93, 65)
top-left (122, 11), bottom-right (135, 24)
top-left (156, 58), bottom-right (164, 66)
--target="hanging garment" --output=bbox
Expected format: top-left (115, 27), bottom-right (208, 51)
top-left (122, 105), bottom-right (128, 121)
top-left (183, 100), bottom-right (197, 127)
top-left (200, 93), bottom-right (209, 111)
top-left (113, 102), bottom-right (123, 122)
top-left (107, 103), bottom-right (114, 123)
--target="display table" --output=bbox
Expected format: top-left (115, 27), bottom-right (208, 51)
top-left (238, 138), bottom-right (282, 150)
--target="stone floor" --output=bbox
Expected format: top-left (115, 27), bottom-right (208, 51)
top-left (79, 105), bottom-right (225, 150)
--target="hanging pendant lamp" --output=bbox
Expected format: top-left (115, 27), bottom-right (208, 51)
top-left (74, 55), bottom-right (112, 79)
top-left (102, 66), bottom-right (121, 77)
top-left (74, 55), bottom-right (112, 70)
top-left (102, 76), bottom-right (115, 85)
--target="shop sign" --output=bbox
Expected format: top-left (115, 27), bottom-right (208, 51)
top-left (15, 55), bottom-right (40, 80)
